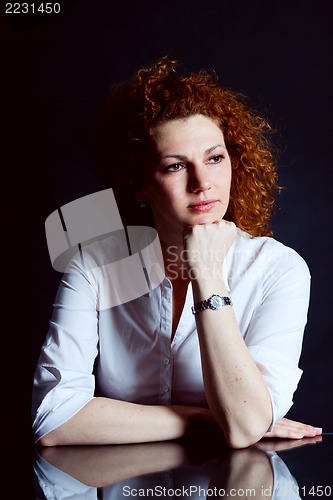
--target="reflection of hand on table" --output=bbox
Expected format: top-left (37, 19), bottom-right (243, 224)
top-left (256, 435), bottom-right (322, 452)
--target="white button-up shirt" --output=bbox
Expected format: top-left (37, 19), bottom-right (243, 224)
top-left (32, 229), bottom-right (310, 442)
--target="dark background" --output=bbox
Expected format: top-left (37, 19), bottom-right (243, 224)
top-left (2, 0), bottom-right (332, 485)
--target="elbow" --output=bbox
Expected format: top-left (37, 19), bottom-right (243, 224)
top-left (225, 430), bottom-right (262, 449)
top-left (38, 429), bottom-right (65, 447)
top-left (223, 416), bottom-right (272, 450)
top-left (38, 435), bottom-right (56, 447)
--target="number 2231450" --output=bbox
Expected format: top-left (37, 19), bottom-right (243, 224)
top-left (5, 3), bottom-right (61, 14)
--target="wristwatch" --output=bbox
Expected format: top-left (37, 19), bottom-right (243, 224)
top-left (191, 294), bottom-right (233, 314)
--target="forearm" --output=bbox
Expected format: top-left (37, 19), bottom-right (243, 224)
top-left (192, 277), bottom-right (272, 448)
top-left (38, 397), bottom-right (211, 447)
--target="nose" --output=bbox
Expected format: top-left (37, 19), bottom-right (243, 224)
top-left (188, 165), bottom-right (211, 193)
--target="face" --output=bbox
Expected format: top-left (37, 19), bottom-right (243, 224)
top-left (141, 114), bottom-right (232, 244)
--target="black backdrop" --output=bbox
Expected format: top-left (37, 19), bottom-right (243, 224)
top-left (2, 0), bottom-right (332, 476)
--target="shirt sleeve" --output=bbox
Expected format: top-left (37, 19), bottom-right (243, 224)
top-left (31, 259), bottom-right (99, 442)
top-left (243, 239), bottom-right (311, 429)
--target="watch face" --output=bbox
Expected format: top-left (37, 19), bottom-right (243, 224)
top-left (210, 295), bottom-right (223, 309)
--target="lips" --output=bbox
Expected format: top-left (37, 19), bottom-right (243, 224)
top-left (187, 199), bottom-right (219, 212)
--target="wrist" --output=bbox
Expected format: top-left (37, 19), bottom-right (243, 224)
top-left (187, 261), bottom-right (225, 283)
top-left (192, 276), bottom-right (229, 300)
top-left (192, 294), bottom-right (232, 315)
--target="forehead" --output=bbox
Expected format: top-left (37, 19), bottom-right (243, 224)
top-left (149, 114), bottom-right (225, 150)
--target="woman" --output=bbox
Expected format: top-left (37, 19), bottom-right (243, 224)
top-left (32, 57), bottom-right (322, 448)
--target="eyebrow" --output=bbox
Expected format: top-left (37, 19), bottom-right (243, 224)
top-left (161, 144), bottom-right (226, 160)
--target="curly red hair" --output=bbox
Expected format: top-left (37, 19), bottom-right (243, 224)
top-left (91, 57), bottom-right (282, 237)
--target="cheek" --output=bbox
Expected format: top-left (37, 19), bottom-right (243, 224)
top-left (223, 164), bottom-right (232, 189)
top-left (215, 169), bottom-right (231, 191)
top-left (150, 176), bottom-right (182, 201)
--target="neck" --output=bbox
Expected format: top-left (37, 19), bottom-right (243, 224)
top-left (161, 241), bottom-right (190, 282)
top-left (154, 223), bottom-right (190, 282)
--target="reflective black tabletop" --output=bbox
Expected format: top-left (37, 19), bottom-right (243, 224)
top-left (30, 433), bottom-right (332, 499)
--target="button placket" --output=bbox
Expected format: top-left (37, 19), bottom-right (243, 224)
top-left (159, 339), bottom-right (173, 403)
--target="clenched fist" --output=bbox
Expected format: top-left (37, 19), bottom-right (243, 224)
top-left (183, 220), bottom-right (237, 281)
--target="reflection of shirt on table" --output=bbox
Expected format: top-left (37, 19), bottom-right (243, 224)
top-left (33, 450), bottom-right (301, 500)
top-left (32, 228), bottom-right (310, 441)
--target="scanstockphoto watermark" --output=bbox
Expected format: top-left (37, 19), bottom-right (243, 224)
top-left (45, 189), bottom-right (166, 310)
top-left (45, 188), bottom-right (305, 309)
top-left (122, 485), bottom-right (258, 497)
top-left (164, 244), bottom-right (302, 282)
top-left (165, 245), bottom-right (227, 281)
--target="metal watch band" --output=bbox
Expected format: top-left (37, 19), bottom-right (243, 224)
top-left (191, 294), bottom-right (232, 315)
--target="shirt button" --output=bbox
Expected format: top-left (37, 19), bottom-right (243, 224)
top-left (163, 385), bottom-right (169, 392)
top-left (163, 357), bottom-right (170, 365)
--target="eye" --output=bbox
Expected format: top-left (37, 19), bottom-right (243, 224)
top-left (207, 154), bottom-right (224, 164)
top-left (163, 163), bottom-right (185, 172)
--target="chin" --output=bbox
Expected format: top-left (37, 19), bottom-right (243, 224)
top-left (190, 213), bottom-right (223, 225)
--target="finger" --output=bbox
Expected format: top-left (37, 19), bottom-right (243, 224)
top-left (265, 424), bottom-right (321, 440)
top-left (264, 427), bottom-right (305, 439)
top-left (272, 418), bottom-right (322, 436)
top-left (285, 423), bottom-right (322, 436)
